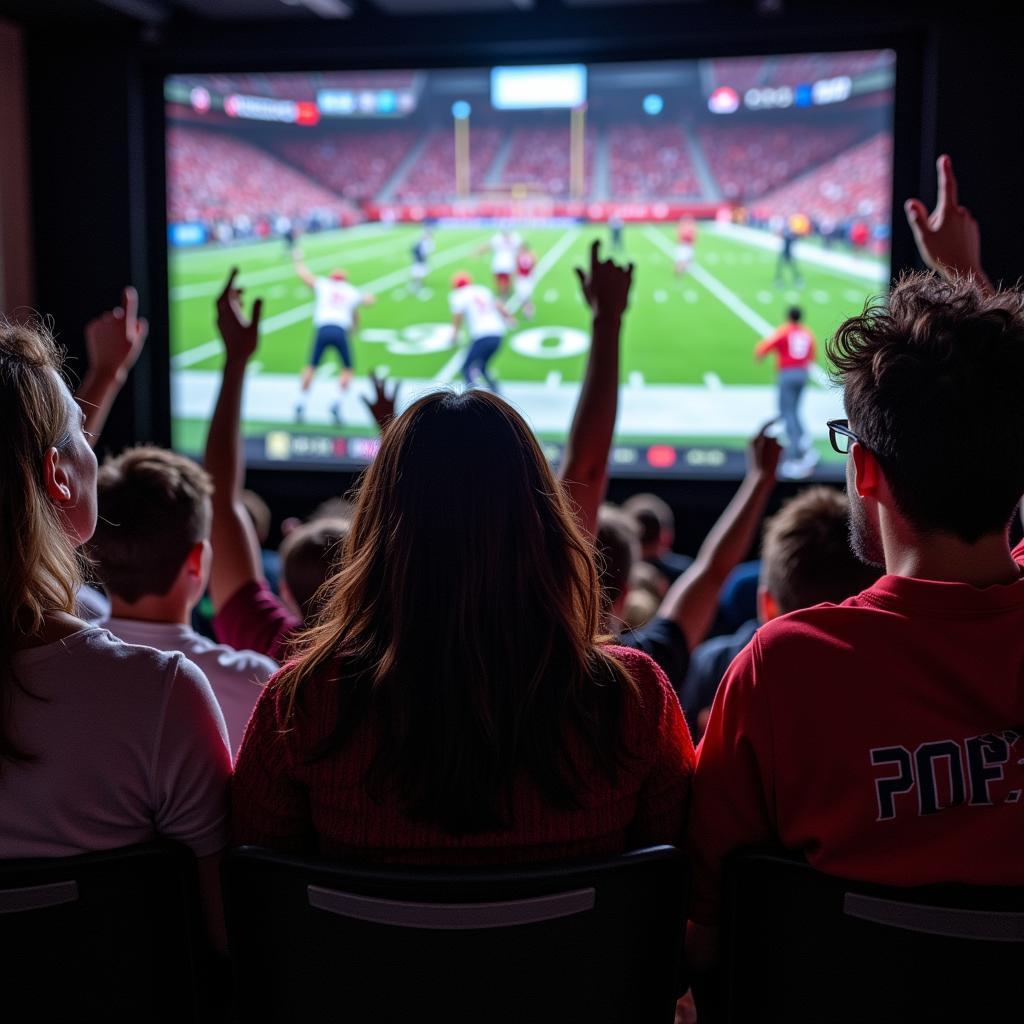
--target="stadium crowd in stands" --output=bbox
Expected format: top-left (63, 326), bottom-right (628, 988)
top-left (2, 153), bottom-right (1022, 1019)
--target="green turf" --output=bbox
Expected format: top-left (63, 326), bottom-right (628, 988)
top-left (170, 222), bottom-right (885, 457)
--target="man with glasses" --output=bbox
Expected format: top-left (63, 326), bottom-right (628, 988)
top-left (686, 156), bottom-right (1024, 970)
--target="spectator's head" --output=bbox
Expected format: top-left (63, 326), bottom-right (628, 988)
top-left (828, 273), bottom-right (1024, 567)
top-left (91, 446), bottom-right (213, 620)
top-left (1, 321), bottom-right (94, 758)
top-left (788, 306), bottom-right (803, 323)
top-left (595, 505), bottom-right (640, 622)
top-left (622, 492), bottom-right (675, 559)
top-left (758, 487), bottom-right (879, 621)
top-left (241, 488), bottom-right (272, 547)
top-left (629, 560), bottom-right (669, 602)
top-left (275, 389), bottom-right (630, 834)
top-left (278, 516), bottom-right (350, 622)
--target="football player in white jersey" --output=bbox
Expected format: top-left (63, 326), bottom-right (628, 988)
top-left (448, 271), bottom-right (515, 393)
top-left (293, 249), bottom-right (376, 424)
top-left (476, 228), bottom-right (521, 299)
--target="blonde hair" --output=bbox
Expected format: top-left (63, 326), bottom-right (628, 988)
top-left (0, 320), bottom-right (82, 765)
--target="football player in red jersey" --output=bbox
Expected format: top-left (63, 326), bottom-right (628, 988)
top-left (755, 306), bottom-right (818, 478)
top-left (514, 244), bottom-right (537, 319)
top-left (675, 218), bottom-right (697, 276)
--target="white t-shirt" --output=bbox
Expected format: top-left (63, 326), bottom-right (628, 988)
top-left (0, 627), bottom-right (231, 859)
top-left (103, 618), bottom-right (277, 758)
top-left (450, 285), bottom-right (507, 340)
top-left (490, 233), bottom-right (521, 274)
top-left (313, 278), bottom-right (362, 329)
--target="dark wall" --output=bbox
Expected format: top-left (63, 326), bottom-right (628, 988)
top-left (20, 5), bottom-right (1024, 553)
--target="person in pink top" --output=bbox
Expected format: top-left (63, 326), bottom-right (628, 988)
top-left (755, 306), bottom-right (818, 478)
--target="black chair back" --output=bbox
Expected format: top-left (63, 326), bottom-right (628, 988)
top-left (717, 851), bottom-right (1024, 1023)
top-left (224, 844), bottom-right (687, 1023)
top-left (0, 840), bottom-right (208, 1023)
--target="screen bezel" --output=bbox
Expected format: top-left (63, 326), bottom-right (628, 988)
top-left (135, 20), bottom-right (926, 484)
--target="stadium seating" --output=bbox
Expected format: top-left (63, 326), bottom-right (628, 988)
top-left (167, 126), bottom-right (350, 227)
top-left (608, 123), bottom-right (699, 198)
top-left (709, 850), bottom-right (1024, 1022)
top-left (498, 125), bottom-right (594, 197)
top-left (274, 129), bottom-right (416, 201)
top-left (696, 122), bottom-right (865, 201)
top-left (394, 126), bottom-right (502, 201)
top-left (0, 840), bottom-right (214, 1022)
top-left (752, 133), bottom-right (892, 230)
top-left (223, 844), bottom-right (687, 1023)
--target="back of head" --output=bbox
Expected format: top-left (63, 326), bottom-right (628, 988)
top-left (0, 320), bottom-right (81, 763)
top-left (761, 486), bottom-right (879, 615)
top-left (281, 389), bottom-right (629, 833)
top-left (788, 306), bottom-right (803, 323)
top-left (90, 446), bottom-right (213, 604)
top-left (828, 272), bottom-right (1024, 542)
top-left (622, 492), bottom-right (674, 549)
top-left (241, 489), bottom-right (272, 546)
top-left (279, 517), bottom-right (350, 621)
top-left (596, 505), bottom-right (640, 611)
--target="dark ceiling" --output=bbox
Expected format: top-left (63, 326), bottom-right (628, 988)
top-left (0, 0), bottom-right (692, 26)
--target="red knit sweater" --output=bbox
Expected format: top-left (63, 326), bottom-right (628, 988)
top-left (231, 645), bottom-right (694, 865)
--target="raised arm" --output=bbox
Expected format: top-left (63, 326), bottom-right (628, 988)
top-left (559, 240), bottom-right (634, 537)
top-left (292, 248), bottom-right (317, 289)
top-left (363, 372), bottom-right (399, 433)
top-left (657, 425), bottom-right (780, 649)
top-left (76, 286), bottom-right (149, 445)
top-left (205, 268), bottom-right (265, 611)
top-left (905, 154), bottom-right (992, 293)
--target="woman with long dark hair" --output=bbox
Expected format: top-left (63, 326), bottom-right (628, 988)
top-left (232, 385), bottom-right (693, 863)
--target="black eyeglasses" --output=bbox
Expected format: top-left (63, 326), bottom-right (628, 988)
top-left (826, 419), bottom-right (863, 455)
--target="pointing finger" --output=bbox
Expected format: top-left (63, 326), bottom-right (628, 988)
top-left (937, 154), bottom-right (958, 212)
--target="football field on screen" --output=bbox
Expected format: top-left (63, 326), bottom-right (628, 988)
top-left (169, 222), bottom-right (887, 460)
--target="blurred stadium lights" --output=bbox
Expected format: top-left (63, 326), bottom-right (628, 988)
top-left (643, 93), bottom-right (664, 115)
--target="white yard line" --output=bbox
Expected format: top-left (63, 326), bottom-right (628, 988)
top-left (704, 372), bottom-right (723, 391)
top-left (644, 227), bottom-right (775, 336)
top-left (628, 371), bottom-right (645, 387)
top-left (170, 231), bottom-right (416, 301)
top-left (172, 236), bottom-right (485, 369)
top-left (435, 228), bottom-right (582, 383)
top-left (809, 363), bottom-right (832, 388)
top-left (701, 221), bottom-right (889, 284)
top-left (546, 371), bottom-right (562, 388)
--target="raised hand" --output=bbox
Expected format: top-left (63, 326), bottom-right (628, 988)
top-left (363, 372), bottom-right (399, 431)
top-left (904, 155), bottom-right (990, 290)
top-left (216, 268), bottom-right (263, 363)
top-left (85, 286), bottom-right (149, 384)
top-left (746, 420), bottom-right (784, 481)
top-left (575, 239), bottom-right (634, 322)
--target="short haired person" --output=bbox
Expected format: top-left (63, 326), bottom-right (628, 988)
top-left (90, 446), bottom-right (277, 757)
top-left (600, 427), bottom-right (781, 706)
top-left (232, 389), bottom-right (694, 863)
top-left (448, 272), bottom-right (514, 393)
top-left (277, 516), bottom-right (350, 622)
top-left (0, 320), bottom-right (230, 950)
top-left (622, 492), bottom-right (693, 582)
top-left (755, 307), bottom-right (818, 478)
top-left (292, 250), bottom-right (377, 425)
top-left (682, 486), bottom-right (879, 738)
top-left (688, 263), bottom-right (1024, 967)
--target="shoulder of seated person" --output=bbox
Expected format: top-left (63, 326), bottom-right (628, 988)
top-left (754, 595), bottom-right (876, 649)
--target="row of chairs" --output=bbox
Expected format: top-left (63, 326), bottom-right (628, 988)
top-left (1, 841), bottom-right (1021, 1022)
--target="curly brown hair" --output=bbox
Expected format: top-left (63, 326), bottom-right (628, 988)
top-left (827, 272), bottom-right (1024, 542)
